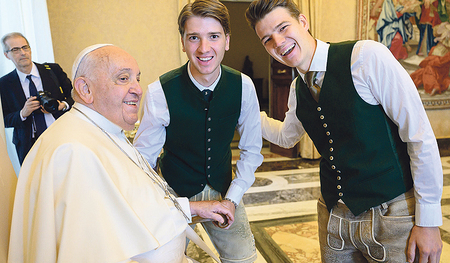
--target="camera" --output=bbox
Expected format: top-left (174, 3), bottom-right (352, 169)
top-left (37, 91), bottom-right (59, 113)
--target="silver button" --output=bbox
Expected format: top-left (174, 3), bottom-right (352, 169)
top-left (337, 185), bottom-right (342, 190)
top-left (329, 156), bottom-right (334, 161)
top-left (208, 117), bottom-right (211, 121)
top-left (207, 139), bottom-right (211, 142)
top-left (330, 147), bottom-right (334, 152)
top-left (331, 165), bottom-right (336, 170)
top-left (208, 174), bottom-right (211, 178)
top-left (323, 123), bottom-right (327, 128)
top-left (317, 107), bottom-right (322, 111)
top-left (207, 166), bottom-right (210, 169)
top-left (339, 192), bottom-right (343, 197)
top-left (207, 148), bottom-right (211, 151)
top-left (204, 108), bottom-right (208, 111)
top-left (207, 128), bottom-right (211, 132)
top-left (320, 115), bottom-right (324, 120)
top-left (201, 184), bottom-right (204, 187)
top-left (337, 176), bottom-right (341, 180)
top-left (329, 139), bottom-right (333, 144)
top-left (208, 157), bottom-right (211, 160)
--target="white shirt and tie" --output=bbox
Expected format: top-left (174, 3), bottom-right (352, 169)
top-left (17, 63), bottom-right (57, 126)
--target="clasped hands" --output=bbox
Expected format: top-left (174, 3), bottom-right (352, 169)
top-left (189, 200), bottom-right (235, 229)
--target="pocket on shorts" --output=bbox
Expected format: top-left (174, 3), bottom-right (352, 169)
top-left (380, 194), bottom-right (415, 219)
top-left (376, 194), bottom-right (415, 244)
top-left (373, 198), bottom-right (415, 261)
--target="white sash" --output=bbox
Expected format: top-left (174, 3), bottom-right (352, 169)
top-left (185, 226), bottom-right (221, 263)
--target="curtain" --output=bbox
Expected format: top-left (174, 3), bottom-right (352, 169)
top-left (0, 0), bottom-right (54, 173)
top-left (0, 0), bottom-right (55, 76)
top-left (297, 0), bottom-right (322, 39)
top-left (293, 0), bottom-right (321, 159)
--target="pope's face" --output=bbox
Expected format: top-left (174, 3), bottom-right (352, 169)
top-left (255, 7), bottom-right (316, 73)
top-left (181, 16), bottom-right (230, 86)
top-left (90, 47), bottom-right (142, 131)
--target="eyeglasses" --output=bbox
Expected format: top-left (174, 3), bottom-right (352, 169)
top-left (6, 45), bottom-right (31, 54)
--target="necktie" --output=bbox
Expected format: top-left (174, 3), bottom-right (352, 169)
top-left (27, 75), bottom-right (47, 137)
top-left (305, 71), bottom-right (321, 102)
top-left (203, 89), bottom-right (213, 102)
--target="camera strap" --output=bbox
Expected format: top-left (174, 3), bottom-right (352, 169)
top-left (44, 64), bottom-right (65, 97)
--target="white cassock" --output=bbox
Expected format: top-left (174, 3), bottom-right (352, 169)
top-left (8, 103), bottom-right (190, 263)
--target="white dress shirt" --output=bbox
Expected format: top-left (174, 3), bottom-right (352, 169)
top-left (261, 39), bottom-right (443, 226)
top-left (134, 63), bottom-right (264, 204)
top-left (17, 63), bottom-right (56, 126)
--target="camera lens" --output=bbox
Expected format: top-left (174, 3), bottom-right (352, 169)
top-left (38, 91), bottom-right (59, 113)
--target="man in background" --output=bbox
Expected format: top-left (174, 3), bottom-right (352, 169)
top-left (0, 32), bottom-right (74, 164)
top-left (134, 0), bottom-right (263, 262)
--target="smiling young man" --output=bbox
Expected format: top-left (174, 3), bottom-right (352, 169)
top-left (245, 0), bottom-right (443, 263)
top-left (133, 0), bottom-right (263, 262)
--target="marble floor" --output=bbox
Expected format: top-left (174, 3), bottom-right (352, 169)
top-left (187, 146), bottom-right (450, 263)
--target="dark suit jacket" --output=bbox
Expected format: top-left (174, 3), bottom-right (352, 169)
top-left (0, 62), bottom-right (74, 164)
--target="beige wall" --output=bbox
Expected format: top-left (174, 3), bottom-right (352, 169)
top-left (47, 0), bottom-right (182, 88)
top-left (297, 0), bottom-right (357, 42)
top-left (0, 100), bottom-right (17, 262)
top-left (47, 0), bottom-right (358, 91)
top-left (317, 0), bottom-right (357, 42)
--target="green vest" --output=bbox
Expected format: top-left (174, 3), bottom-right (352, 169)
top-left (296, 41), bottom-right (413, 216)
top-left (159, 63), bottom-right (242, 198)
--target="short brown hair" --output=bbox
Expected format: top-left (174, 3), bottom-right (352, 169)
top-left (245, 0), bottom-right (301, 30)
top-left (178, 0), bottom-right (231, 36)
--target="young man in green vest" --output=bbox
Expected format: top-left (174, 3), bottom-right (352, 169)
top-left (246, 0), bottom-right (443, 262)
top-left (134, 0), bottom-right (263, 262)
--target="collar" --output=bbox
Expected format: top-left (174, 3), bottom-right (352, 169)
top-left (298, 39), bottom-right (329, 77)
top-left (17, 63), bottom-right (39, 83)
top-left (187, 61), bottom-right (222, 91)
top-left (72, 102), bottom-right (124, 137)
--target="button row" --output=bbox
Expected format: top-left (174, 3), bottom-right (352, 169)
top-left (206, 115), bottom-right (212, 179)
top-left (318, 106), bottom-right (342, 197)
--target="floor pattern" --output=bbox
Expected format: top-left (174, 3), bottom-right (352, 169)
top-left (187, 150), bottom-right (450, 262)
